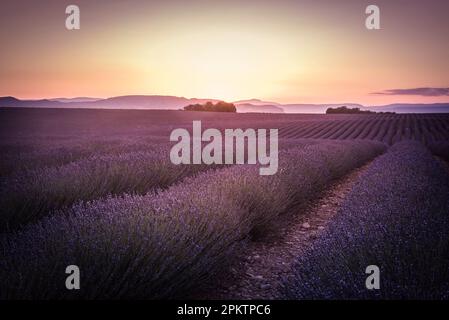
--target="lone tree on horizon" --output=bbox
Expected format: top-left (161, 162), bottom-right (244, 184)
top-left (184, 101), bottom-right (236, 113)
top-left (326, 106), bottom-right (394, 114)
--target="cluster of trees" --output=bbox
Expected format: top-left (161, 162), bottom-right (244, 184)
top-left (184, 101), bottom-right (236, 113)
top-left (326, 106), bottom-right (395, 114)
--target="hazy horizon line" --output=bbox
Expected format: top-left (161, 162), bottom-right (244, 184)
top-left (3, 94), bottom-right (449, 107)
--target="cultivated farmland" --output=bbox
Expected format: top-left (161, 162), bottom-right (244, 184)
top-left (284, 141), bottom-right (449, 299)
top-left (0, 108), bottom-right (448, 300)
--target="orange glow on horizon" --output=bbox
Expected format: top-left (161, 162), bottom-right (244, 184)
top-left (1, 0), bottom-right (448, 105)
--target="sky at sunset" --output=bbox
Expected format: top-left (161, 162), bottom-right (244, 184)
top-left (1, 0), bottom-right (448, 105)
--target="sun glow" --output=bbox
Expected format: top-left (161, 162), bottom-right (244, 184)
top-left (1, 1), bottom-right (449, 104)
top-left (141, 24), bottom-right (298, 101)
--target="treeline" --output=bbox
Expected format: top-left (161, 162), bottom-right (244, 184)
top-left (184, 101), bottom-right (236, 112)
top-left (326, 106), bottom-right (395, 114)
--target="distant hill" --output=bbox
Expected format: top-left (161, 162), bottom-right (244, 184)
top-left (370, 103), bottom-right (449, 114)
top-left (235, 103), bottom-right (284, 113)
top-left (83, 95), bottom-right (192, 109)
top-left (0, 96), bottom-right (60, 108)
top-left (1, 96), bottom-right (449, 114)
top-left (50, 97), bottom-right (102, 103)
top-left (0, 95), bottom-right (219, 110)
top-left (233, 99), bottom-right (281, 106)
top-left (0, 96), bottom-right (21, 106)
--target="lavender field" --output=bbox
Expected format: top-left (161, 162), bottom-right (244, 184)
top-left (0, 108), bottom-right (448, 300)
top-left (284, 141), bottom-right (449, 299)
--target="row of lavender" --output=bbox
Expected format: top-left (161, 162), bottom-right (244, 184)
top-left (279, 115), bottom-right (449, 145)
top-left (0, 145), bottom-right (216, 232)
top-left (0, 111), bottom-right (298, 179)
top-left (0, 135), bottom-right (312, 179)
top-left (284, 141), bottom-right (449, 299)
top-left (0, 135), bottom-right (170, 178)
top-left (0, 135), bottom-right (313, 232)
top-left (0, 140), bottom-right (385, 299)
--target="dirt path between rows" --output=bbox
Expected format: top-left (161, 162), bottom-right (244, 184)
top-left (196, 161), bottom-right (373, 300)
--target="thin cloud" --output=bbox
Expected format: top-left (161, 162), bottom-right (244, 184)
top-left (371, 87), bottom-right (449, 96)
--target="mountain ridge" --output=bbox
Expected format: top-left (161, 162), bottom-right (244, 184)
top-left (1, 95), bottom-right (449, 114)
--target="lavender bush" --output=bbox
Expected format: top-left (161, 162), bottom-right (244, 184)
top-left (0, 140), bottom-right (384, 299)
top-left (0, 134), bottom-right (319, 232)
top-left (284, 141), bottom-right (449, 299)
top-left (0, 135), bottom-right (170, 178)
top-left (0, 146), bottom-right (216, 232)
